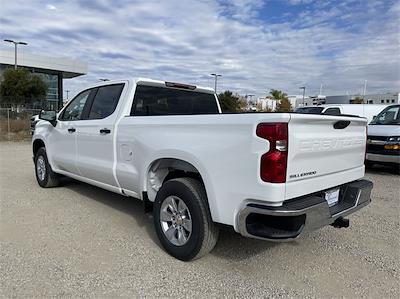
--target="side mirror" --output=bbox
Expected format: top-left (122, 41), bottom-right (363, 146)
top-left (39, 110), bottom-right (57, 126)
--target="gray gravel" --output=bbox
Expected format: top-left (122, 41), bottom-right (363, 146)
top-left (1, 142), bottom-right (399, 298)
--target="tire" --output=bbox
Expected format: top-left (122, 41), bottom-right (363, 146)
top-left (153, 177), bottom-right (219, 261)
top-left (34, 147), bottom-right (60, 188)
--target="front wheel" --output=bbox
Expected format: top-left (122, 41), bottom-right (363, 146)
top-left (153, 178), bottom-right (219, 261)
top-left (34, 147), bottom-right (60, 188)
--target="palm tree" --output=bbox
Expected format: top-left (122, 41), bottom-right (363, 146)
top-left (269, 89), bottom-right (292, 112)
top-left (269, 89), bottom-right (288, 100)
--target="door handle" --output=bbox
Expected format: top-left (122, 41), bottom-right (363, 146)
top-left (68, 128), bottom-right (76, 133)
top-left (100, 128), bottom-right (111, 135)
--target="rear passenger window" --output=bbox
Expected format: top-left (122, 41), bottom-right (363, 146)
top-left (88, 84), bottom-right (124, 119)
top-left (130, 85), bottom-right (219, 116)
top-left (324, 108), bottom-right (341, 115)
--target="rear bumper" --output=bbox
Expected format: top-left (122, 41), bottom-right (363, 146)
top-left (237, 179), bottom-right (373, 241)
top-left (366, 153), bottom-right (400, 164)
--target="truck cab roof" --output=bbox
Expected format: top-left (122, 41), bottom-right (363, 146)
top-left (84, 78), bottom-right (215, 95)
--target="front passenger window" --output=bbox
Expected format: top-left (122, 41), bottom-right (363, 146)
top-left (60, 90), bottom-right (91, 121)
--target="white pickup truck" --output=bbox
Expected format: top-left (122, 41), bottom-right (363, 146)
top-left (33, 78), bottom-right (373, 260)
top-left (295, 104), bottom-right (388, 123)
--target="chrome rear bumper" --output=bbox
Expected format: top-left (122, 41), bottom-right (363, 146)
top-left (237, 179), bottom-right (373, 241)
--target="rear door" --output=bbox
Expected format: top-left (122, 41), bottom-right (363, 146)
top-left (75, 83), bottom-right (126, 187)
top-left (285, 114), bottom-right (367, 199)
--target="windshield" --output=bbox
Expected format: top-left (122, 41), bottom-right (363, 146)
top-left (370, 105), bottom-right (400, 125)
top-left (294, 107), bottom-right (324, 114)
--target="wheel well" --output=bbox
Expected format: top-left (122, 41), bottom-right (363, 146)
top-left (146, 158), bottom-right (204, 202)
top-left (33, 139), bottom-right (45, 155)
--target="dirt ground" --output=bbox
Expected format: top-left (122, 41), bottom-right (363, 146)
top-left (1, 142), bottom-right (399, 298)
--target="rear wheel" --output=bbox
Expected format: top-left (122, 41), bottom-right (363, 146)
top-left (34, 147), bottom-right (60, 188)
top-left (153, 178), bottom-right (219, 261)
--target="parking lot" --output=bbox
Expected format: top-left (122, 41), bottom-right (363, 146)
top-left (1, 142), bottom-right (399, 298)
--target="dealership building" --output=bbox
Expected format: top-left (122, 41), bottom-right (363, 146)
top-left (325, 93), bottom-right (399, 105)
top-left (0, 50), bottom-right (87, 110)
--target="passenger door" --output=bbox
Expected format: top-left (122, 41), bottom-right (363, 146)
top-left (75, 83), bottom-right (125, 187)
top-left (49, 89), bottom-right (92, 175)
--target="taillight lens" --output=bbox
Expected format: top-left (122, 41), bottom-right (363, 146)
top-left (256, 123), bottom-right (288, 183)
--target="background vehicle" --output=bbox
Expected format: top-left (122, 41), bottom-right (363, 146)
top-left (295, 104), bottom-right (387, 123)
top-left (32, 78), bottom-right (373, 260)
top-left (30, 114), bottom-right (39, 134)
top-left (366, 104), bottom-right (400, 167)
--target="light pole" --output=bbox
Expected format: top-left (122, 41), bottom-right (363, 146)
top-left (3, 39), bottom-right (28, 69)
top-left (65, 90), bottom-right (70, 100)
top-left (299, 86), bottom-right (306, 106)
top-left (210, 73), bottom-right (222, 93)
top-left (362, 80), bottom-right (367, 104)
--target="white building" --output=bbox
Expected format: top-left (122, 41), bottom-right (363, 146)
top-left (257, 95), bottom-right (320, 111)
top-left (363, 93), bottom-right (399, 105)
top-left (325, 93), bottom-right (399, 105)
top-left (256, 97), bottom-right (278, 111)
top-left (287, 95), bottom-right (315, 108)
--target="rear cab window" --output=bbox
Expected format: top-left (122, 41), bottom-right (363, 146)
top-left (294, 107), bottom-right (324, 114)
top-left (130, 85), bottom-right (219, 116)
top-left (324, 108), bottom-right (341, 115)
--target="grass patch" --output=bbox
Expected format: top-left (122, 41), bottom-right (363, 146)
top-left (0, 118), bottom-right (31, 141)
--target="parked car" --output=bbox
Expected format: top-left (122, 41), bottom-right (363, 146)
top-left (366, 104), bottom-right (400, 167)
top-left (295, 104), bottom-right (388, 123)
top-left (30, 114), bottom-right (40, 134)
top-left (32, 78), bottom-right (373, 260)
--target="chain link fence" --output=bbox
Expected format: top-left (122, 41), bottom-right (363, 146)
top-left (0, 96), bottom-right (60, 141)
top-left (0, 107), bottom-right (41, 141)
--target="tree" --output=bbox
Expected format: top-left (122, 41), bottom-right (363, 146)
top-left (0, 68), bottom-right (47, 106)
top-left (275, 98), bottom-right (293, 112)
top-left (237, 95), bottom-right (248, 111)
top-left (351, 96), bottom-right (364, 104)
top-left (269, 89), bottom-right (293, 112)
top-left (218, 90), bottom-right (243, 113)
top-left (270, 89), bottom-right (286, 101)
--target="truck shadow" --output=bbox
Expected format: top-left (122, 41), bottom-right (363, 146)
top-left (366, 164), bottom-right (400, 175)
top-left (211, 230), bottom-right (281, 261)
top-left (60, 177), bottom-right (162, 248)
top-left (59, 177), bottom-right (286, 261)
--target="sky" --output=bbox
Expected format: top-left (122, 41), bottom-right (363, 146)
top-left (1, 0), bottom-right (399, 98)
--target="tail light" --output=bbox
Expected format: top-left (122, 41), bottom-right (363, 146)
top-left (256, 123), bottom-right (288, 183)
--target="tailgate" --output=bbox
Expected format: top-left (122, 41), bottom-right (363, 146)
top-left (285, 114), bottom-right (367, 199)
